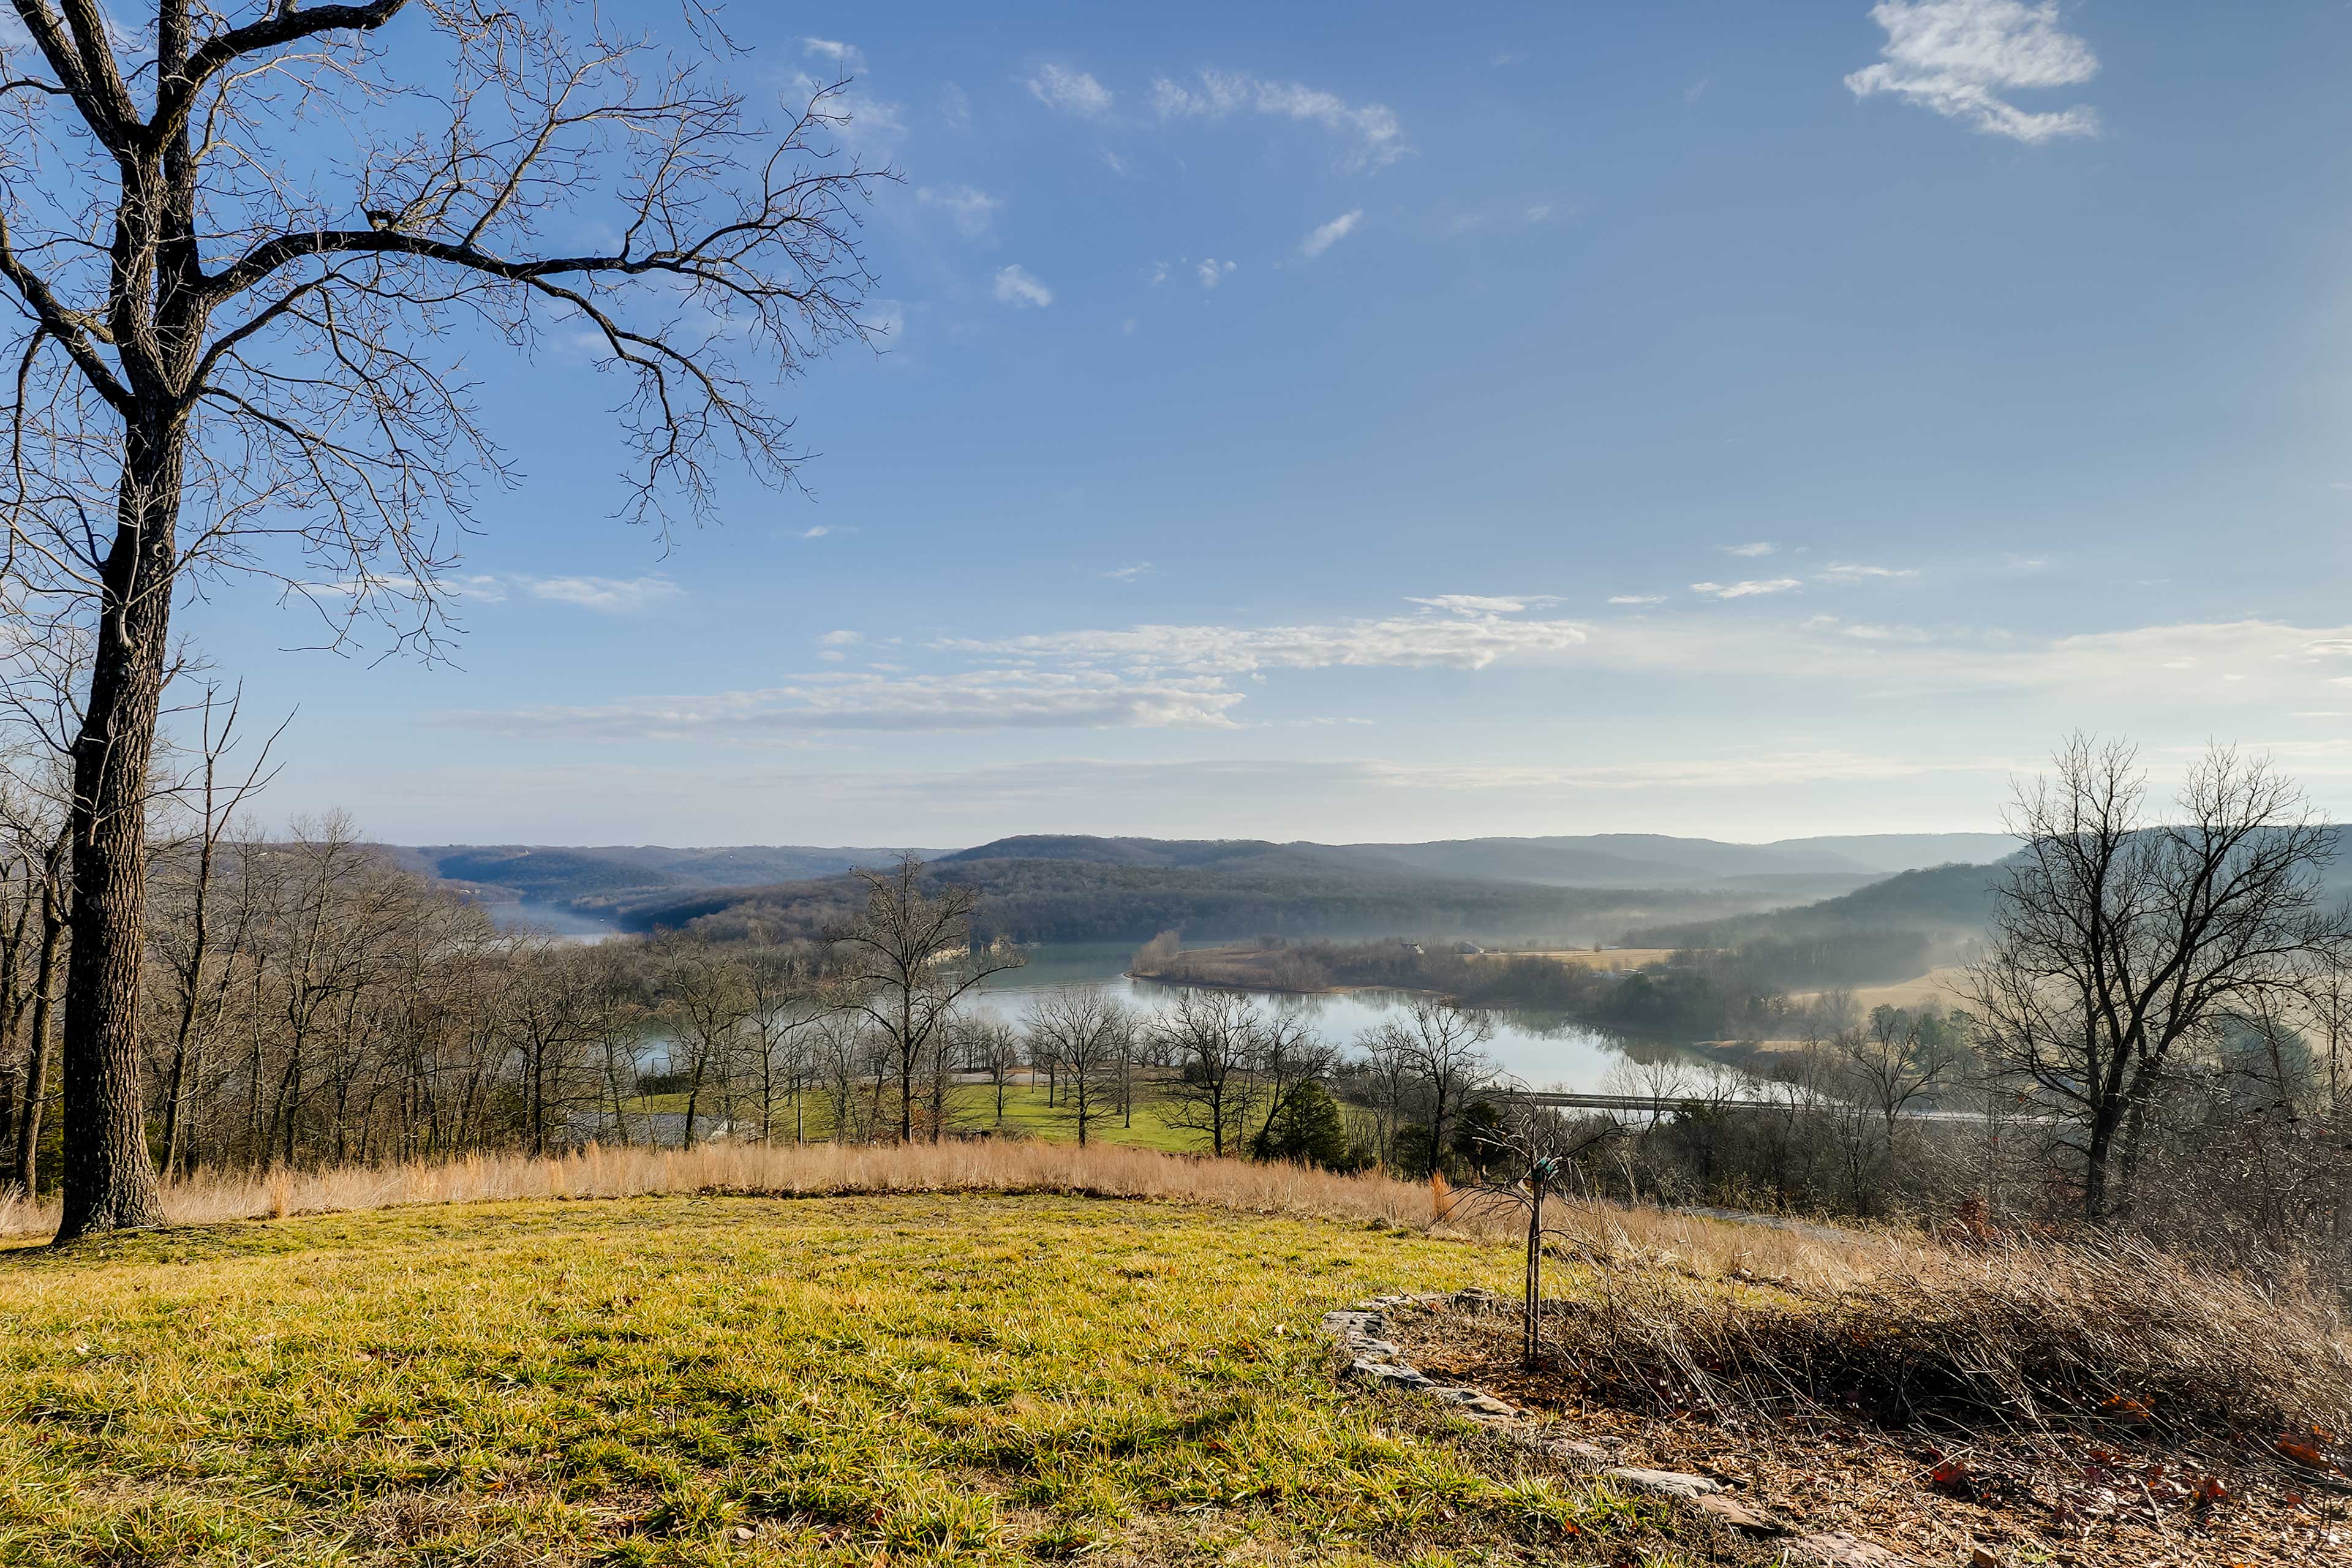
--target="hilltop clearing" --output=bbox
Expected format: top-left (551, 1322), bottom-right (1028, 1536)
top-left (1, 1189), bottom-right (1732, 1568)
top-left (0, 1148), bottom-right (2342, 1567)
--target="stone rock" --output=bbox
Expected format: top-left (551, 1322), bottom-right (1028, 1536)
top-left (1528, 1434), bottom-right (1613, 1463)
top-left (1694, 1493), bottom-right (1784, 1535)
top-left (1350, 1339), bottom-right (1403, 1360)
top-left (1348, 1358), bottom-right (1433, 1390)
top-left (1603, 1466), bottom-right (1724, 1501)
top-left (1424, 1386), bottom-right (1516, 1417)
top-left (1785, 1531), bottom-right (1913, 1567)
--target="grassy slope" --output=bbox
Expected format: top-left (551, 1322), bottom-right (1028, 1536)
top-left (0, 1194), bottom-right (1719, 1567)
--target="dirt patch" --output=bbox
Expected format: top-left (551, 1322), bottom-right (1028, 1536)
top-left (1387, 1297), bottom-right (2352, 1567)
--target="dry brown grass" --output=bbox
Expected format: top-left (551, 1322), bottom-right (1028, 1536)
top-left (1472, 946), bottom-right (1685, 969)
top-left (1541, 1232), bottom-right (2352, 1455)
top-left (0, 1141), bottom-right (1891, 1286)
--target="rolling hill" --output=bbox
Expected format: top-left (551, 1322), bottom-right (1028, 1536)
top-left (385, 832), bottom-right (2027, 952)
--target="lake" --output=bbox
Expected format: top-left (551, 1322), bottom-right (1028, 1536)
top-left (965, 943), bottom-right (1637, 1093)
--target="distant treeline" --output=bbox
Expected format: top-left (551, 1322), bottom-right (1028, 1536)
top-left (622, 855), bottom-right (1767, 949)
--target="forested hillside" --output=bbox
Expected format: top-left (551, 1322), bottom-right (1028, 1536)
top-left (1623, 862), bottom-right (2004, 984)
top-left (616, 851), bottom-right (1771, 946)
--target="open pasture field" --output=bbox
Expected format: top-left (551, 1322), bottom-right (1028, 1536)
top-left (1788, 966), bottom-right (1972, 1016)
top-left (1466, 948), bottom-right (1683, 970)
top-left (0, 1189), bottom-right (1732, 1568)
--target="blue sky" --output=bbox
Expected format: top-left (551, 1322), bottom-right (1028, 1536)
top-left (193, 1), bottom-right (2352, 846)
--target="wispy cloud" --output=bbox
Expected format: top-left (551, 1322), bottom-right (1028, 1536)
top-left (1027, 63), bottom-right (1114, 117)
top-left (1406, 594), bottom-right (1559, 615)
top-left (1817, 562), bottom-right (1919, 582)
top-left (1609, 594), bottom-right (1667, 605)
top-left (952, 605), bottom-right (1591, 677)
top-left (1722, 541), bottom-right (1776, 557)
top-left (1102, 562), bottom-right (1155, 582)
top-left (1299, 209), bottom-right (1363, 258)
top-left (1196, 258), bottom-right (1237, 289)
top-left (1845, 0), bottom-right (2100, 144)
top-left (801, 37), bottom-right (865, 74)
top-left (1152, 70), bottom-right (1407, 168)
top-left (459, 674), bottom-right (1245, 739)
top-left (526, 576), bottom-right (684, 614)
top-left (993, 265), bottom-right (1054, 308)
top-left (916, 184), bottom-right (1003, 239)
top-left (1690, 578), bottom-right (1803, 599)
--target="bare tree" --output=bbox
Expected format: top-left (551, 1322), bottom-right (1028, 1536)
top-left (1834, 1005), bottom-right (1965, 1201)
top-left (0, 780), bottom-right (66, 1194)
top-left (655, 936), bottom-right (751, 1146)
top-left (829, 855), bottom-right (1020, 1144)
top-left (1362, 999), bottom-right (1495, 1169)
top-left (962, 1016), bottom-right (1022, 1127)
top-left (1155, 989), bottom-right (1261, 1156)
top-left (1244, 1004), bottom-right (1337, 1158)
top-left (1023, 986), bottom-right (1129, 1148)
top-left (1966, 736), bottom-right (2345, 1222)
top-left (0, 4), bottom-right (890, 1237)
top-left (742, 948), bottom-right (821, 1144)
top-left (148, 682), bottom-right (281, 1175)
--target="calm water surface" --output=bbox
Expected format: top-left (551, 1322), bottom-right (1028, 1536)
top-left (967, 942), bottom-right (1634, 1093)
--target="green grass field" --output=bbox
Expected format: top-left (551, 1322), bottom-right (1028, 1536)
top-left (0, 1193), bottom-right (1723, 1566)
top-left (628, 1080), bottom-right (1208, 1155)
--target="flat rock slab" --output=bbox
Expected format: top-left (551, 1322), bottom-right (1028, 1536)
top-left (1694, 1493), bottom-right (1785, 1535)
top-left (1347, 1359), bottom-right (1433, 1390)
top-left (1785, 1530), bottom-right (1914, 1567)
top-left (1424, 1386), bottom-right (1517, 1417)
top-left (1603, 1466), bottom-right (1723, 1500)
top-left (1524, 1434), bottom-right (1615, 1464)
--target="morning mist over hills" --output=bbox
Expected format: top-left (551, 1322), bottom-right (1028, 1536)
top-left (389, 830), bottom-right (2023, 960)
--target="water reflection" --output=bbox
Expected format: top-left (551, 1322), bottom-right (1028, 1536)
top-left (968, 942), bottom-right (1636, 1093)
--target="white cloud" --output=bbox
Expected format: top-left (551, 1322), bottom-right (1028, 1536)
top-left (818, 630), bottom-right (863, 646)
top-left (917, 184), bottom-right (1003, 239)
top-left (797, 75), bottom-right (906, 156)
top-left (1817, 562), bottom-right (1920, 582)
top-left (457, 671), bottom-right (1248, 739)
top-left (1299, 209), bottom-right (1363, 258)
top-left (951, 605), bottom-right (1591, 677)
top-left (1102, 563), bottom-right (1155, 582)
top-left (1800, 615), bottom-right (1931, 642)
top-left (1147, 262), bottom-right (1170, 286)
top-left (1027, 63), bottom-right (1114, 117)
top-left (1523, 203), bottom-right (1554, 222)
top-left (1609, 594), bottom-right (1667, 605)
top-left (1723, 541), bottom-right (1776, 557)
top-left (1690, 578), bottom-right (1803, 599)
top-left (2002, 552), bottom-right (2050, 571)
top-left (1196, 258), bottom-right (1236, 289)
top-left (1151, 70), bottom-right (1407, 168)
top-left (993, 265), bottom-right (1054, 308)
top-left (1844, 0), bottom-right (2100, 144)
top-left (1406, 594), bottom-right (1558, 615)
top-left (525, 576), bottom-right (684, 614)
top-left (802, 37), bottom-right (865, 74)
top-left (797, 524), bottom-right (859, 540)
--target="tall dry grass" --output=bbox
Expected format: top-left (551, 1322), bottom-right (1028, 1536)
top-left (1544, 1231), bottom-right (2352, 1450)
top-left (0, 1140), bottom-right (1891, 1284)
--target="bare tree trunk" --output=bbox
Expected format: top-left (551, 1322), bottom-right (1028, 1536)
top-left (56, 431), bottom-right (179, 1239)
top-left (12, 875), bottom-right (64, 1194)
